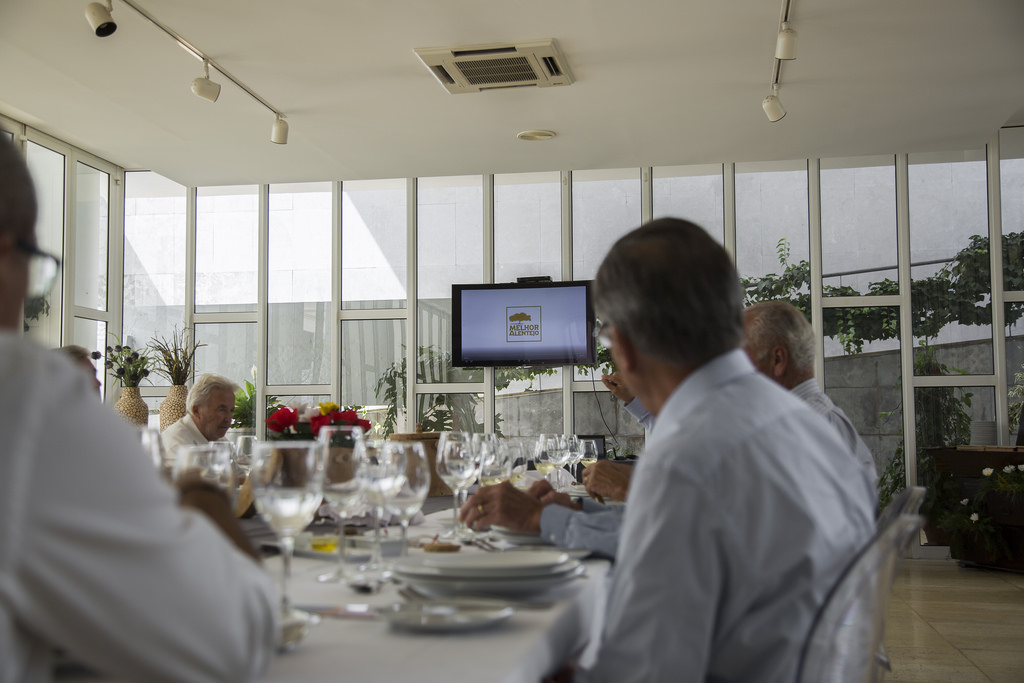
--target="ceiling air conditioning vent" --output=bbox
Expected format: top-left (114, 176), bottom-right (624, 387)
top-left (415, 39), bottom-right (575, 94)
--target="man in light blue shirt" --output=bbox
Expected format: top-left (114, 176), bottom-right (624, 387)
top-left (465, 218), bottom-right (876, 682)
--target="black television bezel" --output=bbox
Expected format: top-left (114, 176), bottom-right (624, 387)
top-left (451, 280), bottom-right (596, 368)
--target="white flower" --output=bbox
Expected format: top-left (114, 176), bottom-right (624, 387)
top-left (970, 513), bottom-right (979, 523)
top-left (983, 468), bottom-right (994, 477)
top-left (960, 498), bottom-right (970, 506)
top-left (1018, 464), bottom-right (1024, 472)
top-left (1004, 465), bottom-right (1015, 474)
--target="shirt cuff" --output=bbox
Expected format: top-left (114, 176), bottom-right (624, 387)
top-left (539, 504), bottom-right (580, 546)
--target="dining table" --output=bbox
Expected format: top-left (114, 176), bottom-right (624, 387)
top-left (256, 510), bottom-right (612, 682)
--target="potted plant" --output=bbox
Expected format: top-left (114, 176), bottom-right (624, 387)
top-left (148, 328), bottom-right (205, 431)
top-left (103, 337), bottom-right (153, 426)
top-left (230, 372), bottom-right (282, 436)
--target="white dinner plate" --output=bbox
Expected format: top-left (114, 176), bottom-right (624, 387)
top-left (380, 600), bottom-right (514, 633)
top-left (395, 563), bottom-right (586, 599)
top-left (393, 550), bottom-right (570, 578)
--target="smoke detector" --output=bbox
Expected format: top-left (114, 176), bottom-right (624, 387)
top-left (415, 38), bottom-right (575, 94)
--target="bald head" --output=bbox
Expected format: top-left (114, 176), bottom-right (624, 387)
top-left (743, 300), bottom-right (816, 389)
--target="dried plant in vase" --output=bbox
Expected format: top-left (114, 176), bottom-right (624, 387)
top-left (149, 328), bottom-right (206, 431)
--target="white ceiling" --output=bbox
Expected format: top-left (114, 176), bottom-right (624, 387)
top-left (2, 0), bottom-right (1024, 187)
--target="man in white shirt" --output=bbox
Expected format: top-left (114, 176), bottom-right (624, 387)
top-left (162, 373), bottom-right (239, 459)
top-left (744, 299), bottom-right (879, 484)
top-left (0, 135), bottom-right (278, 683)
top-left (466, 218), bottom-right (876, 682)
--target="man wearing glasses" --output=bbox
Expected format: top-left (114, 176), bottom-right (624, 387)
top-left (0, 135), bottom-right (278, 682)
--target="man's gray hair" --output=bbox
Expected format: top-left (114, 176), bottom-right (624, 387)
top-left (0, 135), bottom-right (37, 239)
top-left (593, 218), bottom-right (744, 369)
top-left (744, 300), bottom-right (816, 372)
top-left (187, 373), bottom-right (240, 414)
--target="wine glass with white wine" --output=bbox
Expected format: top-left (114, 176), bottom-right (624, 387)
top-left (250, 440), bottom-right (327, 644)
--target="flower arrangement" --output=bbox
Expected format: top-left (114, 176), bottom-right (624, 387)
top-left (103, 339), bottom-right (152, 388)
top-left (938, 465), bottom-right (1024, 562)
top-left (266, 401), bottom-right (372, 439)
top-left (982, 464), bottom-right (1024, 496)
top-left (148, 328), bottom-right (205, 385)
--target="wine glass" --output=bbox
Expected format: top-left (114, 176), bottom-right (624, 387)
top-left (250, 440), bottom-right (327, 636)
top-left (138, 426), bottom-right (167, 474)
top-left (355, 437), bottom-right (406, 585)
top-left (579, 439), bottom-right (600, 470)
top-left (479, 437), bottom-right (513, 486)
top-left (506, 439), bottom-right (531, 488)
top-left (231, 434), bottom-right (258, 477)
top-left (383, 441), bottom-right (430, 557)
top-left (535, 434), bottom-right (570, 487)
top-left (437, 432), bottom-right (479, 540)
top-left (565, 435), bottom-right (584, 482)
top-left (173, 443), bottom-right (235, 497)
top-left (316, 425), bottom-right (364, 584)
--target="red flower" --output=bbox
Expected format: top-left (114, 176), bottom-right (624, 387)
top-left (266, 406), bottom-right (299, 433)
top-left (326, 409), bottom-right (372, 435)
top-left (309, 413), bottom-right (331, 436)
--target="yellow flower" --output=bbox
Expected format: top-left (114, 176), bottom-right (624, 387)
top-left (318, 401), bottom-right (340, 416)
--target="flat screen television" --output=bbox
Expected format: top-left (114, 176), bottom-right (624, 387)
top-left (452, 280), bottom-right (596, 367)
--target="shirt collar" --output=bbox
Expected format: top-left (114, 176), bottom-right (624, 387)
top-left (651, 348), bottom-right (757, 438)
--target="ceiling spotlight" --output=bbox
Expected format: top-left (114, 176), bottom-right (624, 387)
top-left (84, 1), bottom-right (117, 37)
top-left (191, 60), bottom-right (221, 102)
top-left (271, 115), bottom-right (289, 144)
top-left (762, 85), bottom-right (786, 122)
top-left (775, 21), bottom-right (797, 60)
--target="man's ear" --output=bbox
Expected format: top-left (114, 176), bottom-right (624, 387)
top-left (609, 327), bottom-right (639, 373)
top-left (771, 345), bottom-right (789, 379)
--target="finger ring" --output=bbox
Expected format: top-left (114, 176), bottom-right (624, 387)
top-left (477, 504), bottom-right (485, 514)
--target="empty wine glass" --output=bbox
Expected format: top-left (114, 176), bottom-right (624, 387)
top-left (138, 426), bottom-right (167, 474)
top-left (383, 441), bottom-right (430, 557)
top-left (173, 443), bottom-right (235, 498)
top-left (316, 425), bottom-right (364, 584)
top-left (355, 437), bottom-right (406, 586)
top-left (250, 440), bottom-right (327, 639)
top-left (437, 432), bottom-right (479, 540)
top-left (566, 435), bottom-right (584, 482)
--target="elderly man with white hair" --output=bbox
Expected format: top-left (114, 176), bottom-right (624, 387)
top-left (162, 373), bottom-right (239, 457)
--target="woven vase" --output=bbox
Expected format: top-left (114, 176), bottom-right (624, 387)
top-left (114, 386), bottom-right (149, 427)
top-left (160, 384), bottom-right (188, 431)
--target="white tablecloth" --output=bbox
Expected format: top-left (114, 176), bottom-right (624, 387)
top-left (262, 512), bottom-right (610, 683)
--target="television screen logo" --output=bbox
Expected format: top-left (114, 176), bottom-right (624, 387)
top-left (507, 306), bottom-right (541, 342)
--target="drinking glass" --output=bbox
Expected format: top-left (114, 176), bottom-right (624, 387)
top-left (383, 441), bottom-right (430, 557)
top-left (316, 425), bottom-right (364, 584)
top-left (566, 435), bottom-right (584, 482)
top-left (437, 432), bottom-right (479, 540)
top-left (506, 439), bottom-right (531, 488)
top-left (138, 426), bottom-right (167, 474)
top-left (173, 443), bottom-right (235, 497)
top-left (356, 438), bottom-right (406, 584)
top-left (479, 438), bottom-right (513, 486)
top-left (250, 440), bottom-right (327, 633)
top-left (579, 439), bottom-right (600, 469)
top-left (231, 434), bottom-right (258, 476)
top-left (535, 433), bottom-right (570, 487)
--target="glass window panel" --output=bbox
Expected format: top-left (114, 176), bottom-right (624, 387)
top-left (74, 162), bottom-right (108, 311)
top-left (123, 171), bottom-right (186, 383)
top-left (572, 390), bottom-right (645, 458)
top-left (24, 142), bottom-right (64, 343)
top-left (820, 156), bottom-right (898, 296)
top-left (494, 172), bottom-right (561, 282)
top-left (1007, 302), bottom-right (1024, 442)
top-left (496, 367), bottom-right (563, 438)
top-left (416, 176), bottom-right (483, 384)
top-left (71, 317), bottom-right (106, 400)
top-left (1000, 127), bottom-right (1024, 292)
top-left (196, 185), bottom-right (258, 313)
top-left (416, 392), bottom-right (484, 434)
top-left (909, 151), bottom-right (992, 375)
top-left (268, 182), bottom-right (332, 385)
top-left (652, 164), bottom-right (725, 245)
top-left (736, 160), bottom-right (810, 309)
top-left (571, 168), bottom-right (642, 280)
top-left (822, 306), bottom-right (902, 479)
top-left (342, 178), bottom-right (407, 310)
top-left (342, 319), bottom-right (406, 435)
top-left (914, 385), bottom-right (995, 546)
top-left (194, 322), bottom-right (257, 387)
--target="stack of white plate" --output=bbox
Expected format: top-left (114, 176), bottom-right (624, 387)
top-left (391, 550), bottom-right (584, 598)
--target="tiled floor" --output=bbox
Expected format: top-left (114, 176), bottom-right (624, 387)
top-left (885, 558), bottom-right (1024, 682)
